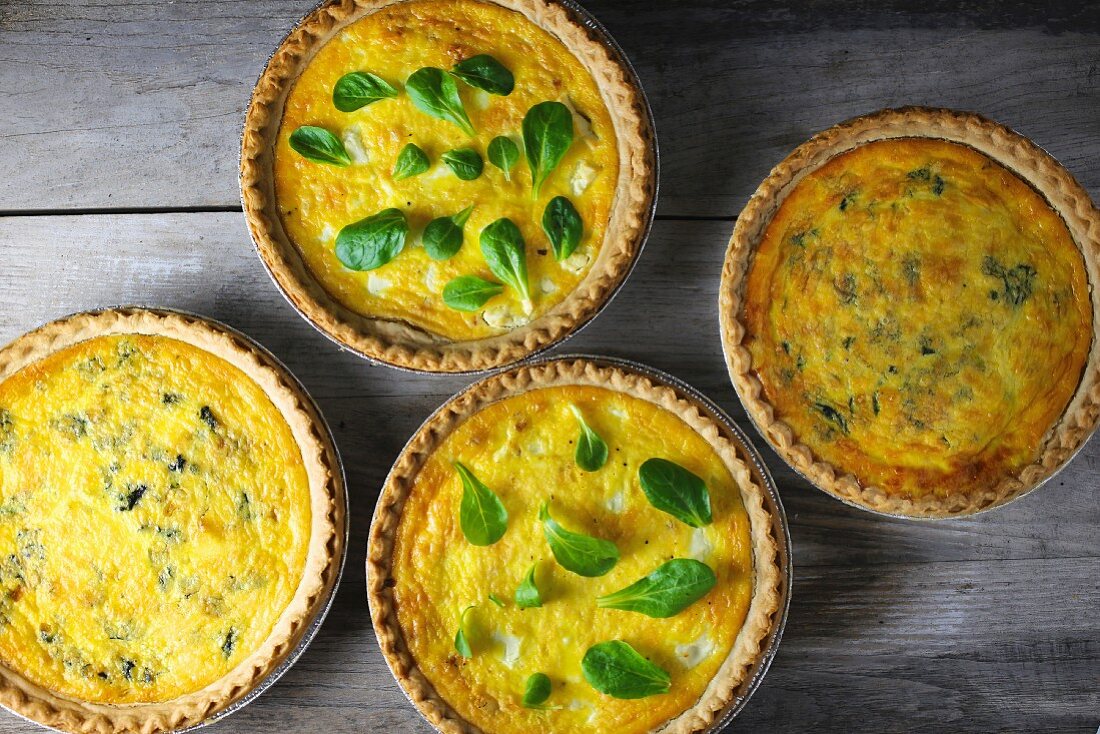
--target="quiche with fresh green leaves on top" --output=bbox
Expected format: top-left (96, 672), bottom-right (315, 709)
top-left (368, 358), bottom-right (784, 734)
top-left (0, 309), bottom-right (345, 733)
top-left (721, 108), bottom-right (1100, 517)
top-left (242, 0), bottom-right (657, 372)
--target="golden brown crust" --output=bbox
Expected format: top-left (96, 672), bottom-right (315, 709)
top-left (0, 308), bottom-right (346, 733)
top-left (240, 0), bottom-right (657, 373)
top-left (720, 106), bottom-right (1100, 518)
top-left (366, 357), bottom-right (784, 733)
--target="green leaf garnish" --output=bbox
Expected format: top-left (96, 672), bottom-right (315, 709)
top-left (423, 205), bottom-right (474, 260)
top-left (514, 562), bottom-right (542, 609)
top-left (332, 71), bottom-right (398, 112)
top-left (442, 275), bottom-right (504, 312)
top-left (392, 143), bottom-right (430, 180)
top-left (581, 640), bottom-right (670, 699)
top-left (480, 218), bottom-right (531, 306)
top-left (288, 126), bottom-right (351, 167)
top-left (522, 672), bottom-right (552, 708)
top-left (455, 462), bottom-right (508, 546)
top-left (451, 54), bottom-right (514, 96)
top-left (596, 559), bottom-right (716, 617)
top-left (454, 605), bottom-right (475, 657)
top-left (334, 208), bottom-right (408, 271)
top-left (570, 405), bottom-right (607, 472)
top-left (543, 196), bottom-right (583, 261)
top-left (637, 458), bottom-right (713, 528)
top-left (488, 593), bottom-right (505, 608)
top-left (405, 67), bottom-right (475, 136)
top-left (539, 503), bottom-right (618, 577)
top-left (522, 101), bottom-right (574, 198)
top-left (442, 148), bottom-right (484, 180)
top-left (487, 136), bottom-right (519, 180)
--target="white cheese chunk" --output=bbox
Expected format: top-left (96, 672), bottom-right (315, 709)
top-left (366, 273), bottom-right (391, 295)
top-left (689, 526), bottom-right (714, 562)
top-left (424, 264), bottom-right (441, 292)
top-left (491, 631), bottom-right (521, 668)
top-left (570, 161), bottom-right (599, 196)
top-left (560, 250), bottom-right (591, 274)
top-left (605, 491), bottom-right (625, 514)
top-left (539, 277), bottom-right (558, 295)
top-left (341, 125), bottom-right (369, 164)
top-left (482, 304), bottom-right (529, 330)
top-left (675, 633), bottom-right (715, 669)
top-left (471, 89), bottom-right (492, 110)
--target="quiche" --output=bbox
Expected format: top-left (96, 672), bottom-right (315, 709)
top-left (721, 108), bottom-right (1100, 517)
top-left (367, 358), bottom-right (786, 734)
top-left (0, 309), bottom-right (346, 733)
top-left (241, 0), bottom-right (657, 372)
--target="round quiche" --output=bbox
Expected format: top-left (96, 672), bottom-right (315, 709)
top-left (0, 309), bottom-right (346, 733)
top-left (367, 357), bottom-right (787, 734)
top-left (242, 0), bottom-right (657, 372)
top-left (721, 107), bottom-right (1100, 517)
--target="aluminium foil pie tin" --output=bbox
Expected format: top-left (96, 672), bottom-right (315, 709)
top-left (241, 0), bottom-right (660, 375)
top-left (370, 353), bottom-right (792, 732)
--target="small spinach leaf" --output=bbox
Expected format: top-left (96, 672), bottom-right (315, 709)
top-left (392, 143), bottom-right (430, 180)
top-left (488, 136), bottom-right (519, 180)
top-left (581, 640), bottom-right (670, 699)
top-left (406, 67), bottom-right (475, 136)
top-left (451, 54), bottom-right (514, 96)
top-left (570, 405), bottom-right (607, 472)
top-left (454, 605), bottom-right (475, 657)
top-left (455, 462), bottom-right (508, 545)
top-left (289, 126), bottom-right (351, 167)
top-left (334, 208), bottom-right (409, 271)
top-left (539, 503), bottom-right (618, 577)
top-left (424, 205), bottom-right (474, 260)
top-left (488, 593), bottom-right (505, 608)
top-left (514, 562), bottom-right (542, 609)
top-left (442, 148), bottom-right (483, 180)
top-left (442, 275), bottom-right (503, 312)
top-left (637, 458), bottom-right (712, 528)
top-left (332, 71), bottom-right (398, 112)
top-left (596, 559), bottom-right (716, 617)
top-left (522, 672), bottom-right (552, 708)
top-left (480, 218), bottom-right (531, 305)
top-left (522, 101), bottom-right (574, 198)
top-left (543, 196), bottom-right (583, 261)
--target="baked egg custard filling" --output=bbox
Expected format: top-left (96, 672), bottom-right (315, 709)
top-left (391, 385), bottom-right (754, 734)
top-left (744, 138), bottom-right (1092, 499)
top-left (275, 0), bottom-right (620, 341)
top-left (0, 334), bottom-right (311, 704)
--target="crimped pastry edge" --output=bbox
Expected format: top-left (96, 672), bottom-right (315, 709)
top-left (0, 307), bottom-right (346, 733)
top-left (366, 357), bottom-right (783, 734)
top-left (719, 106), bottom-right (1100, 518)
top-left (240, 0), bottom-right (657, 373)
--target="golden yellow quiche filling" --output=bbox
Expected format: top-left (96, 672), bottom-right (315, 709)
top-left (745, 138), bottom-right (1092, 499)
top-left (275, 0), bottom-right (619, 340)
top-left (0, 335), bottom-right (311, 703)
top-left (391, 385), bottom-right (754, 734)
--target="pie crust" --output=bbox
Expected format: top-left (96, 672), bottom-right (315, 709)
top-left (241, 0), bottom-right (657, 373)
top-left (366, 357), bottom-right (784, 733)
top-left (720, 107), bottom-right (1100, 517)
top-left (0, 308), bottom-right (346, 733)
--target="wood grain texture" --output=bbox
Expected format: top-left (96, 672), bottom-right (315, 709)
top-left (2, 0), bottom-right (1099, 215)
top-left (0, 213), bottom-right (1096, 732)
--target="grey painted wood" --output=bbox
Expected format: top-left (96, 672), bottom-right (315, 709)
top-left (0, 213), bottom-right (1096, 733)
top-left (2, 1), bottom-right (1100, 215)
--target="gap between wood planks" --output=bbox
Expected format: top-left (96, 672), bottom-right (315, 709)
top-left (0, 206), bottom-right (736, 222)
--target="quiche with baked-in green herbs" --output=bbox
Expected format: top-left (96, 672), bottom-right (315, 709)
top-left (0, 309), bottom-right (345, 733)
top-left (242, 0), bottom-right (657, 372)
top-left (721, 108), bottom-right (1100, 517)
top-left (367, 358), bottom-right (784, 734)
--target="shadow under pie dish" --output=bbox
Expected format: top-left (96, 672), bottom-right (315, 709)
top-left (241, 0), bottom-right (657, 373)
top-left (367, 356), bottom-right (788, 734)
top-left (720, 107), bottom-right (1100, 518)
top-left (0, 308), bottom-right (346, 733)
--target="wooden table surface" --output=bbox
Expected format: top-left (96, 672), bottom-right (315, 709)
top-left (2, 1), bottom-right (1099, 732)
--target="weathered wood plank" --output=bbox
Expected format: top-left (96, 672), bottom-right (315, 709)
top-left (2, 1), bottom-right (1099, 215)
top-left (0, 218), bottom-right (1096, 731)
